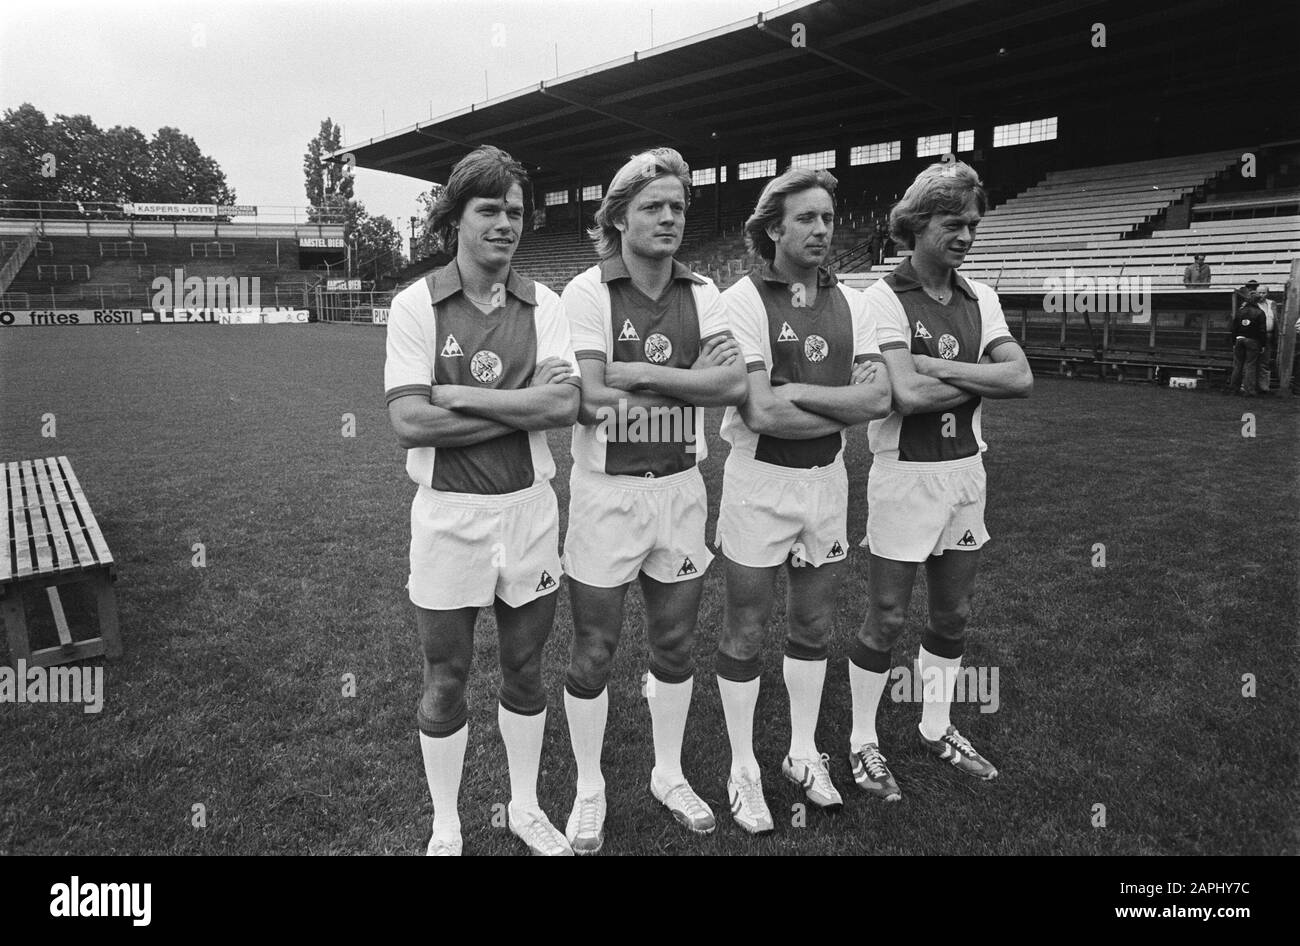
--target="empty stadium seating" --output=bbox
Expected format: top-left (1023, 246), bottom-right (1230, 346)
top-left (0, 230), bottom-right (331, 310)
top-left (842, 150), bottom-right (1298, 294)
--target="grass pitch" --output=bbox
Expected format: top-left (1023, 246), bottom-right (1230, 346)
top-left (1, 322), bottom-right (1296, 855)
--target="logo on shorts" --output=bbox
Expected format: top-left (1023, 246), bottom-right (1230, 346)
top-left (938, 334), bottom-right (960, 360)
top-left (804, 334), bottom-right (828, 363)
top-left (535, 570), bottom-right (557, 591)
top-left (777, 321), bottom-right (799, 342)
top-left (676, 557), bottom-right (697, 577)
top-left (956, 530), bottom-right (977, 548)
top-left (441, 334), bottom-right (464, 357)
top-left (645, 333), bottom-right (672, 364)
top-left (827, 541), bottom-right (845, 558)
top-left (914, 321), bottom-right (932, 340)
top-left (618, 319), bottom-right (641, 341)
top-left (470, 350), bottom-right (503, 383)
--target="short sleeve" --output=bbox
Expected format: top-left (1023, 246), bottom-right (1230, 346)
top-left (844, 285), bottom-right (883, 364)
top-left (977, 285), bottom-right (1016, 356)
top-left (535, 287), bottom-right (583, 387)
top-left (695, 279), bottom-right (731, 344)
top-left (866, 282), bottom-right (911, 352)
top-left (560, 271), bottom-right (608, 362)
top-left (722, 280), bottom-right (769, 372)
top-left (384, 284), bottom-right (433, 405)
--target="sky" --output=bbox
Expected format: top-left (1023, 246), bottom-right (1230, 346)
top-left (1, 0), bottom-right (790, 252)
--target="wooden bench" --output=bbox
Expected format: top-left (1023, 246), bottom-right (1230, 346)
top-left (1, 456), bottom-right (122, 667)
top-left (1024, 345), bottom-right (1230, 383)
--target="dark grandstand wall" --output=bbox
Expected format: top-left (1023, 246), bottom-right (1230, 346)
top-left (531, 95), bottom-right (1298, 233)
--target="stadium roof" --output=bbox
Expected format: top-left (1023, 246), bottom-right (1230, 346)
top-left (332, 0), bottom-right (1298, 183)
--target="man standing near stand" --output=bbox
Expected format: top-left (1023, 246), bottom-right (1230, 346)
top-left (385, 146), bottom-right (581, 856)
top-left (851, 161), bottom-right (1032, 801)
top-left (560, 148), bottom-right (746, 853)
top-left (1227, 292), bottom-right (1268, 396)
top-left (714, 167), bottom-right (891, 833)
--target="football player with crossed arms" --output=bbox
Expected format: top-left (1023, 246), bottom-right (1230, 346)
top-left (714, 166), bottom-right (891, 833)
top-left (560, 148), bottom-right (746, 853)
top-left (850, 160), bottom-right (1032, 801)
top-left (385, 146), bottom-right (581, 856)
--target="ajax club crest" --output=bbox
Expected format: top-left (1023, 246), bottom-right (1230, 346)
top-left (804, 333), bottom-right (828, 363)
top-left (470, 350), bottom-right (503, 383)
top-left (644, 333), bottom-right (673, 364)
top-left (938, 333), bottom-right (960, 360)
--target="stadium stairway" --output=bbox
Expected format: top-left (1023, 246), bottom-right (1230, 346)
top-left (0, 226), bottom-right (39, 294)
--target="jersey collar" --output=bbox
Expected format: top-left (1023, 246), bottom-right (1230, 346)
top-left (599, 254), bottom-right (706, 285)
top-left (886, 256), bottom-right (977, 301)
top-left (428, 260), bottom-right (537, 306)
top-left (754, 262), bottom-right (837, 288)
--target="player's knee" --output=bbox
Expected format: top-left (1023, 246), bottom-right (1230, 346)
top-left (566, 650), bottom-right (613, 694)
top-left (786, 611), bottom-right (832, 656)
top-left (928, 600), bottom-right (972, 642)
top-left (499, 668), bottom-right (546, 716)
top-left (567, 630), bottom-right (617, 693)
top-left (863, 594), bottom-right (908, 642)
top-left (718, 620), bottom-right (764, 663)
top-left (650, 633), bottom-right (696, 682)
top-left (418, 677), bottom-right (468, 736)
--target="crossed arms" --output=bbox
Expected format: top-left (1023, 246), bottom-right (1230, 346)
top-left (881, 341), bottom-right (1033, 416)
top-left (739, 358), bottom-right (891, 439)
top-left (575, 334), bottom-right (748, 425)
top-left (388, 359), bottom-right (580, 449)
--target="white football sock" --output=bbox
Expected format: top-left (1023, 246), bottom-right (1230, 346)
top-left (784, 656), bottom-right (826, 761)
top-left (849, 662), bottom-right (889, 751)
top-left (918, 645), bottom-right (961, 741)
top-left (420, 725), bottom-right (468, 840)
top-left (717, 675), bottom-right (760, 778)
top-left (647, 674), bottom-right (692, 786)
top-left (564, 687), bottom-right (608, 796)
top-left (499, 704), bottom-right (546, 813)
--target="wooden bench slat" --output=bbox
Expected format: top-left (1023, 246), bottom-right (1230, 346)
top-left (57, 456), bottom-right (114, 566)
top-left (42, 460), bottom-right (95, 567)
top-left (0, 462), bottom-right (12, 583)
top-left (9, 463), bottom-right (33, 579)
top-left (32, 458), bottom-right (76, 574)
top-left (19, 461), bottom-right (55, 575)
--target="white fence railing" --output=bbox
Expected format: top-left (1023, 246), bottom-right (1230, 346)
top-left (315, 290), bottom-right (393, 324)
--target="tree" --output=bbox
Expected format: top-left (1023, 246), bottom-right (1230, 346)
top-left (0, 104), bottom-right (236, 208)
top-left (303, 118), bottom-right (352, 220)
top-left (0, 104), bottom-right (59, 204)
top-left (411, 185), bottom-right (445, 260)
top-left (351, 206), bottom-right (407, 283)
top-left (145, 126), bottom-right (236, 204)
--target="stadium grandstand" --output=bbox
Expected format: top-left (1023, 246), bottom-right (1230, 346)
top-left (0, 201), bottom-right (348, 323)
top-left (330, 0), bottom-right (1298, 389)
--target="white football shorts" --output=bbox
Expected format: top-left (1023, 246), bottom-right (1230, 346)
top-left (408, 480), bottom-right (562, 610)
top-left (562, 465), bottom-right (713, 587)
top-left (715, 453), bottom-right (850, 569)
top-left (863, 453), bottom-right (988, 563)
